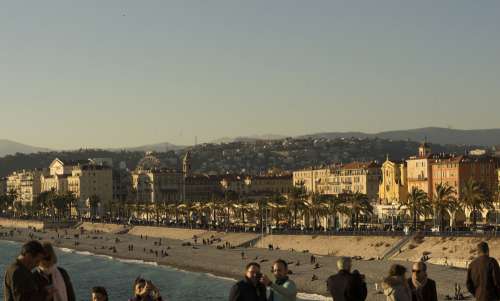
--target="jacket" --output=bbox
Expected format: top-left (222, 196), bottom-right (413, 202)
top-left (327, 270), bottom-right (352, 301)
top-left (3, 260), bottom-right (46, 301)
top-left (382, 276), bottom-right (412, 301)
top-left (32, 267), bottom-right (76, 301)
top-left (269, 278), bottom-right (297, 301)
top-left (466, 255), bottom-right (500, 301)
top-left (229, 278), bottom-right (267, 301)
top-left (406, 278), bottom-right (437, 301)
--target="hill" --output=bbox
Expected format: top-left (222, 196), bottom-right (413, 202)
top-left (300, 127), bottom-right (500, 147)
top-left (0, 139), bottom-right (51, 157)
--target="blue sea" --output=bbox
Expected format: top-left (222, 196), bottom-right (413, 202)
top-left (0, 240), bottom-right (326, 301)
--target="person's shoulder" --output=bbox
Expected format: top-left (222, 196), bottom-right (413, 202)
top-left (57, 267), bottom-right (69, 275)
top-left (427, 278), bottom-right (437, 287)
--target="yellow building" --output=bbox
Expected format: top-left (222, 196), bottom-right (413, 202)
top-left (131, 153), bottom-right (183, 205)
top-left (325, 162), bottom-right (381, 201)
top-left (379, 158), bottom-right (408, 205)
top-left (68, 164), bottom-right (113, 205)
top-left (6, 170), bottom-right (43, 204)
top-left (406, 142), bottom-right (434, 198)
top-left (243, 174), bottom-right (293, 196)
top-left (292, 167), bottom-right (332, 193)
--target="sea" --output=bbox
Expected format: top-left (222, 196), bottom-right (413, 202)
top-left (0, 240), bottom-right (329, 301)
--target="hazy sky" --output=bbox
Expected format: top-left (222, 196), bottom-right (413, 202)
top-left (1, 1), bottom-right (500, 149)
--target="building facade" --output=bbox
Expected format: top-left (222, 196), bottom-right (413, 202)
top-left (379, 158), bottom-right (408, 205)
top-left (324, 162), bottom-right (381, 201)
top-left (292, 167), bottom-right (332, 194)
top-left (6, 170), bottom-right (42, 204)
top-left (406, 142), bottom-right (434, 198)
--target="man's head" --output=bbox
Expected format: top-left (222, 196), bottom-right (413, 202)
top-left (337, 257), bottom-right (352, 272)
top-left (477, 242), bottom-right (489, 256)
top-left (272, 259), bottom-right (289, 280)
top-left (245, 262), bottom-right (261, 284)
top-left (19, 240), bottom-right (45, 270)
top-left (412, 261), bottom-right (427, 282)
top-left (91, 286), bottom-right (108, 301)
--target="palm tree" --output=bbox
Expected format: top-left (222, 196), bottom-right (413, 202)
top-left (286, 185), bottom-right (307, 228)
top-left (305, 193), bottom-right (328, 231)
top-left (461, 179), bottom-right (492, 228)
top-left (347, 193), bottom-right (373, 229)
top-left (323, 194), bottom-right (348, 230)
top-left (432, 183), bottom-right (457, 231)
top-left (268, 194), bottom-right (287, 228)
top-left (400, 187), bottom-right (431, 231)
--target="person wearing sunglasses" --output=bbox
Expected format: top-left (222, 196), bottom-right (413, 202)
top-left (260, 259), bottom-right (297, 301)
top-left (407, 262), bottom-right (437, 301)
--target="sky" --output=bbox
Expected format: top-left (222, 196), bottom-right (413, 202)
top-left (1, 1), bottom-right (500, 149)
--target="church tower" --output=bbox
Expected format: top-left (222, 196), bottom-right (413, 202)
top-left (183, 151), bottom-right (192, 177)
top-left (418, 139), bottom-right (431, 157)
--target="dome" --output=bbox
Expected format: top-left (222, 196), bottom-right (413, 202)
top-left (136, 152), bottom-right (162, 171)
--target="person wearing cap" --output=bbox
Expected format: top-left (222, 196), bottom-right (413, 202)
top-left (4, 240), bottom-right (54, 301)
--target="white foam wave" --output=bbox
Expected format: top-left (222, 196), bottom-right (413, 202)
top-left (203, 272), bottom-right (237, 283)
top-left (59, 248), bottom-right (74, 253)
top-left (297, 292), bottom-right (332, 300)
top-left (116, 258), bottom-right (158, 266)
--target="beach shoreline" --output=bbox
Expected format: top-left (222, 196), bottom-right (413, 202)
top-left (0, 224), bottom-right (479, 301)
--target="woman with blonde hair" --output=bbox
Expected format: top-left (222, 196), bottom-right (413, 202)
top-left (382, 264), bottom-right (412, 301)
top-left (33, 242), bottom-right (76, 301)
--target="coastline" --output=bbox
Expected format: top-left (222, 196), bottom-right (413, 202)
top-left (0, 229), bottom-right (333, 300)
top-left (0, 225), bottom-right (477, 301)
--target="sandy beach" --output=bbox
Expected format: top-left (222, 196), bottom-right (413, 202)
top-left (0, 222), bottom-right (484, 301)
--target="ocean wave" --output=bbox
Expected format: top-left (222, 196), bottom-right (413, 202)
top-left (59, 248), bottom-right (75, 253)
top-left (297, 292), bottom-right (332, 300)
top-left (116, 258), bottom-right (158, 266)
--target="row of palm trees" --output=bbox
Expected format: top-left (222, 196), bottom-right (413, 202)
top-left (117, 186), bottom-right (374, 231)
top-left (399, 179), bottom-right (498, 231)
top-left (1, 178), bottom-right (497, 231)
top-left (0, 188), bottom-right (102, 221)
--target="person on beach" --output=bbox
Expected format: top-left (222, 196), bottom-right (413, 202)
top-left (382, 264), bottom-right (412, 301)
top-left (407, 262), bottom-right (437, 301)
top-left (327, 257), bottom-right (367, 301)
top-left (91, 286), bottom-right (108, 301)
top-left (229, 262), bottom-right (267, 301)
top-left (129, 277), bottom-right (163, 301)
top-left (466, 241), bottom-right (500, 301)
top-left (260, 259), bottom-right (297, 301)
top-left (4, 240), bottom-right (54, 301)
top-left (33, 242), bottom-right (76, 301)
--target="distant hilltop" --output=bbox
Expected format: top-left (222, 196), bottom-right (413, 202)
top-left (1, 127), bottom-right (500, 157)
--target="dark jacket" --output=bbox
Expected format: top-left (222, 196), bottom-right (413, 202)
top-left (3, 260), bottom-right (46, 301)
top-left (467, 255), bottom-right (500, 301)
top-left (228, 277), bottom-right (267, 301)
top-left (346, 270), bottom-right (367, 301)
top-left (327, 270), bottom-right (352, 301)
top-left (32, 267), bottom-right (76, 301)
top-left (407, 278), bottom-right (437, 301)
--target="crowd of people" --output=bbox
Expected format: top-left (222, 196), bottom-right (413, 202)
top-left (228, 241), bottom-right (500, 301)
top-left (3, 240), bottom-right (164, 301)
top-left (3, 239), bottom-right (500, 301)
